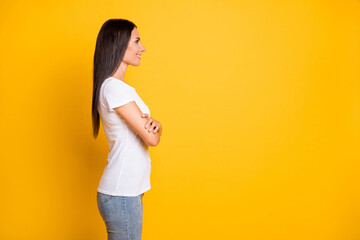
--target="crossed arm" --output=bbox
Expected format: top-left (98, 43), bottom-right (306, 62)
top-left (113, 101), bottom-right (162, 146)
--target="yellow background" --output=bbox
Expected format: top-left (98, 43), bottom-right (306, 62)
top-left (0, 0), bottom-right (359, 239)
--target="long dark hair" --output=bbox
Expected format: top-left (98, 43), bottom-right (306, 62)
top-left (92, 19), bottom-right (137, 138)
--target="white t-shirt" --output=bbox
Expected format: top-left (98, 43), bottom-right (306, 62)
top-left (97, 76), bottom-right (151, 196)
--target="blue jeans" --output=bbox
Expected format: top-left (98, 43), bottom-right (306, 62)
top-left (97, 192), bottom-right (144, 240)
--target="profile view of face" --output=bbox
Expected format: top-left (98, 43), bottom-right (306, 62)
top-left (122, 27), bottom-right (146, 66)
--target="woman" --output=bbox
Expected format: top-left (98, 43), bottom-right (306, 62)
top-left (91, 19), bottom-right (162, 240)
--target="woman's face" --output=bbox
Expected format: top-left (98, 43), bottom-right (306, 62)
top-left (122, 27), bottom-right (146, 66)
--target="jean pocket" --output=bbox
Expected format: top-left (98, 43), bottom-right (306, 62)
top-left (97, 192), bottom-right (113, 204)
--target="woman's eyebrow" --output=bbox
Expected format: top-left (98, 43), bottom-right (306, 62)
top-left (134, 37), bottom-right (140, 40)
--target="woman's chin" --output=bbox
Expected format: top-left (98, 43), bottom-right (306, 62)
top-left (131, 61), bottom-right (141, 66)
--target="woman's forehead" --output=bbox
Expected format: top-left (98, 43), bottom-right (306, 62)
top-left (131, 28), bottom-right (140, 37)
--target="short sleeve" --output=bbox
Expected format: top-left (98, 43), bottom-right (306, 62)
top-left (104, 80), bottom-right (135, 112)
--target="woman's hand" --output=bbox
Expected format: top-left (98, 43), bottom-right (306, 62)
top-left (141, 113), bottom-right (162, 135)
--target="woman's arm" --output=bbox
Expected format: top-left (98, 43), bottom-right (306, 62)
top-left (113, 101), bottom-right (161, 146)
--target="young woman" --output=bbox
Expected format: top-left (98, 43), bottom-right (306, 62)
top-left (91, 19), bottom-right (162, 240)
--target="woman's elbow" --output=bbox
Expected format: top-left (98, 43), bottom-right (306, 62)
top-left (146, 136), bottom-right (160, 147)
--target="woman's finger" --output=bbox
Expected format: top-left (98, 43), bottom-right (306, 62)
top-left (141, 113), bottom-right (150, 118)
top-left (145, 118), bottom-right (152, 129)
top-left (153, 123), bottom-right (160, 133)
top-left (146, 119), bottom-right (154, 130)
top-left (149, 121), bottom-right (158, 132)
